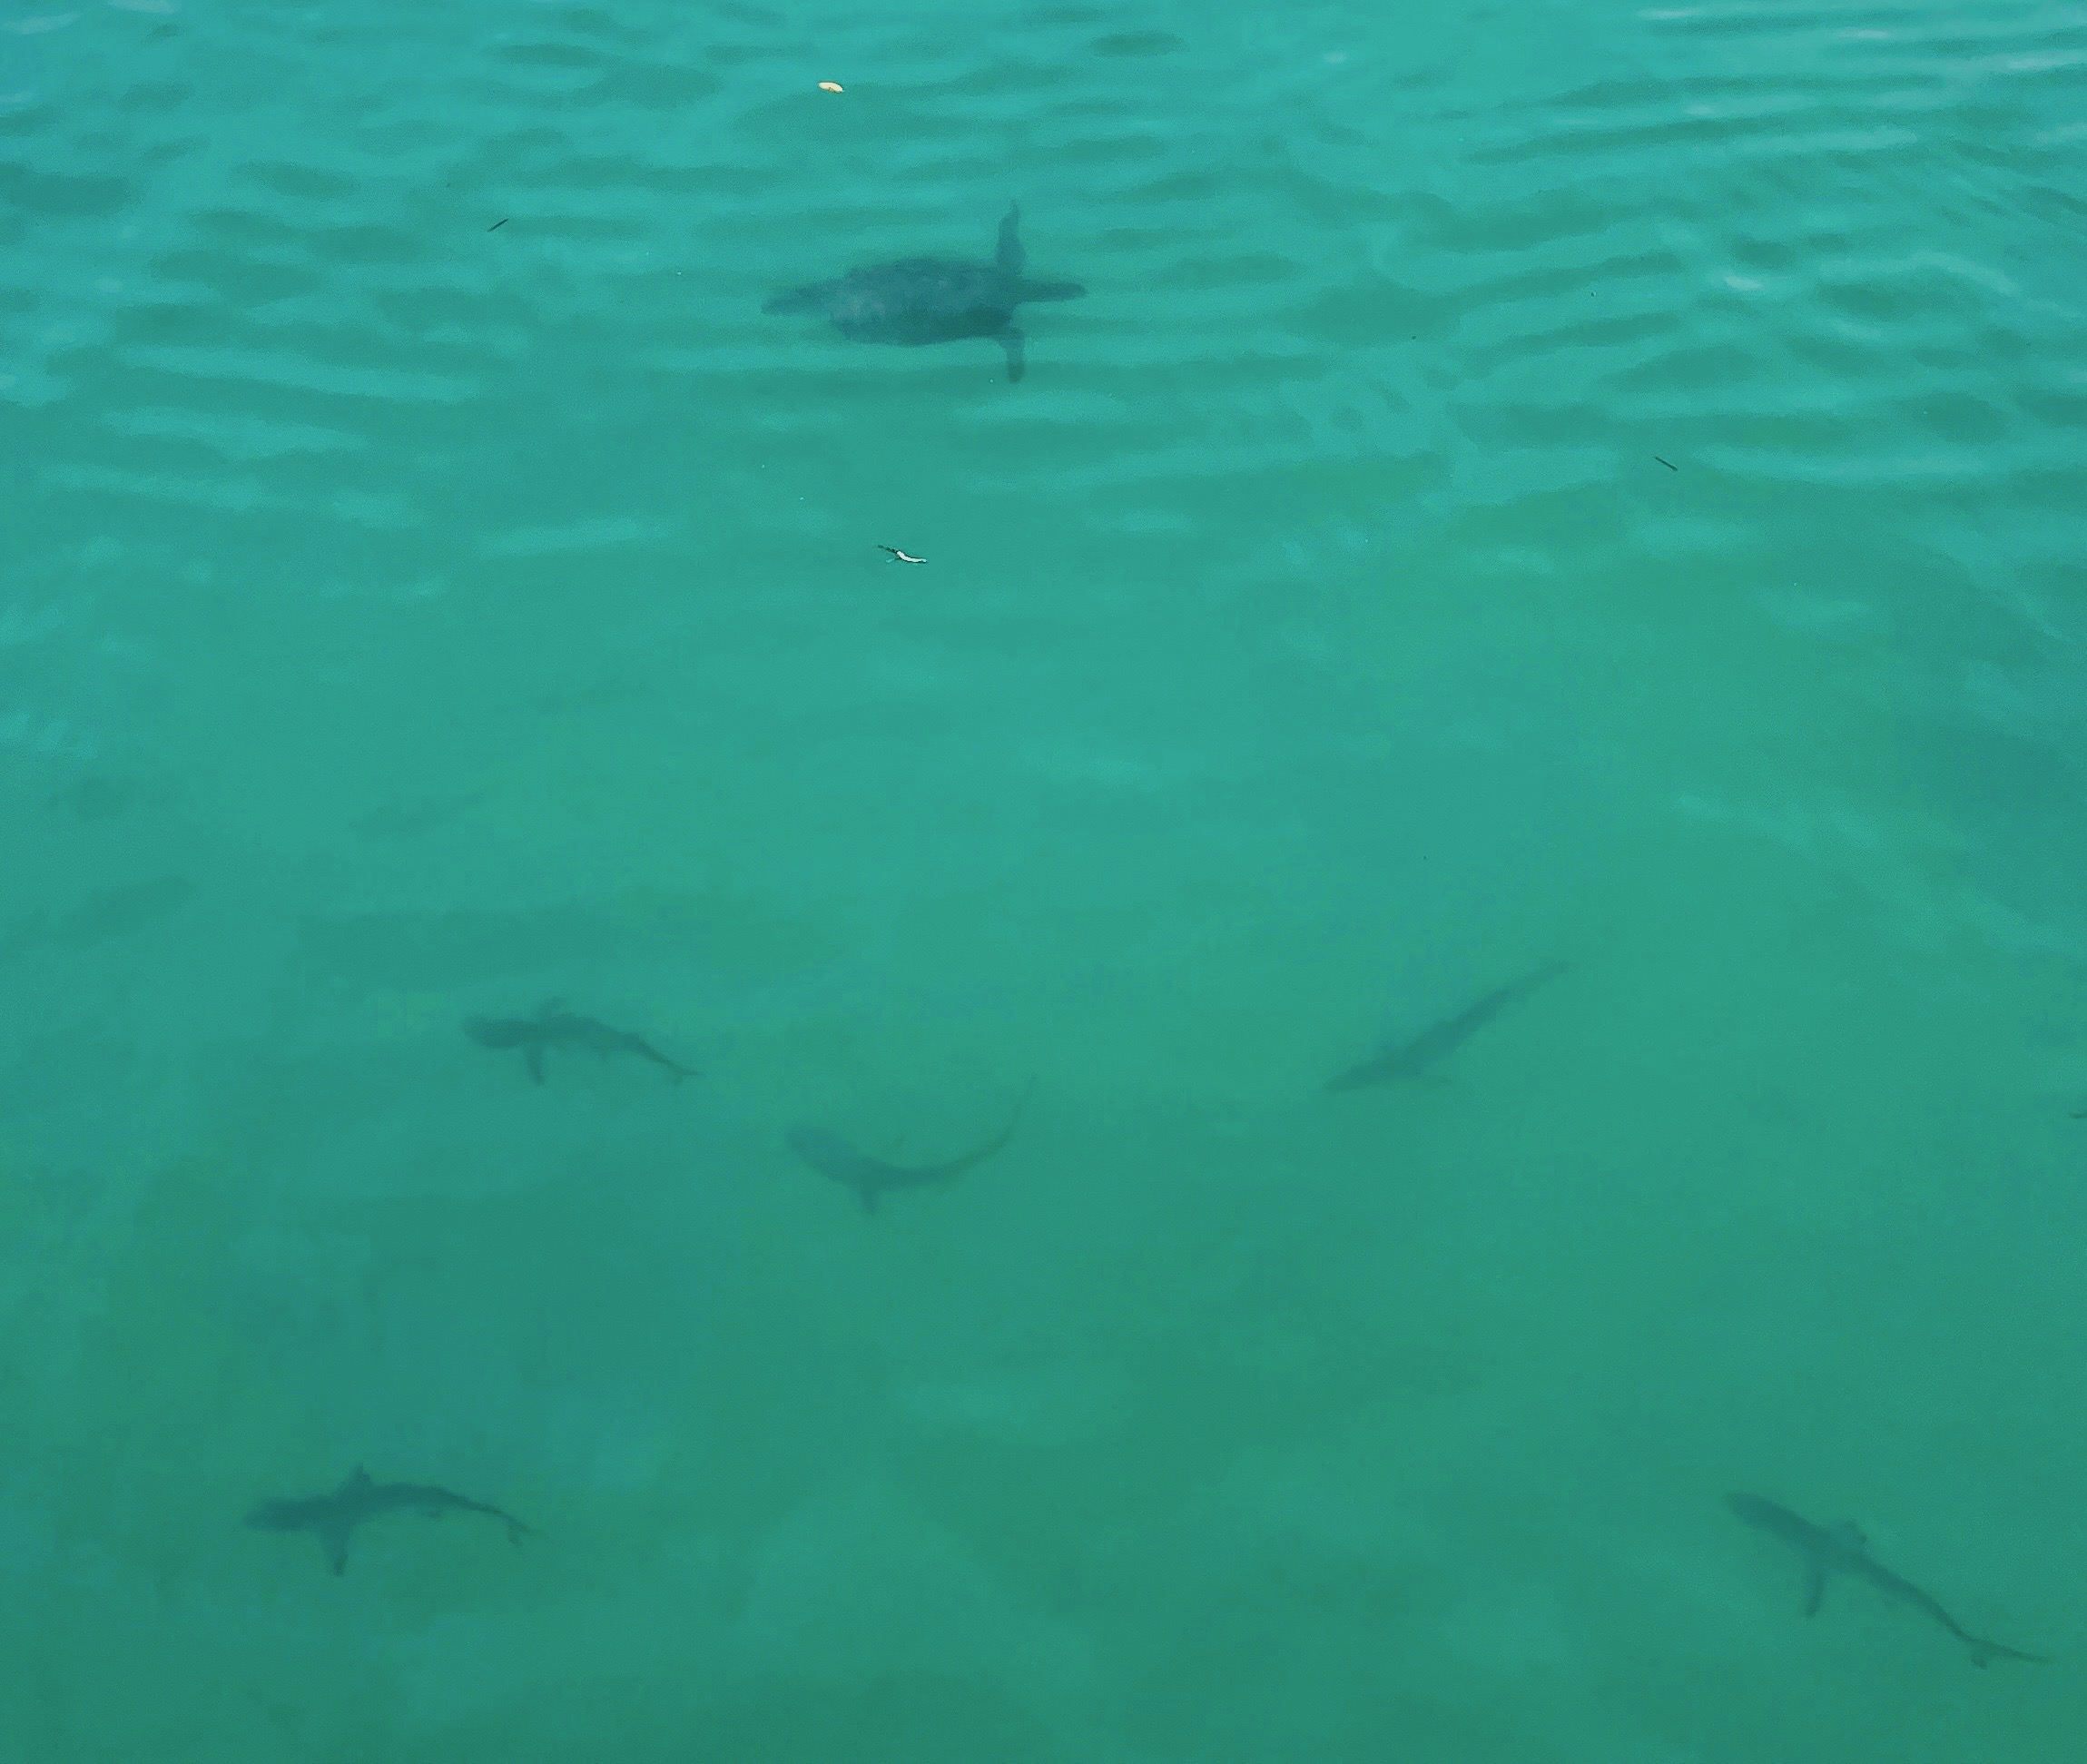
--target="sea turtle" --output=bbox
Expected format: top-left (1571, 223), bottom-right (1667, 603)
top-left (763, 203), bottom-right (1084, 381)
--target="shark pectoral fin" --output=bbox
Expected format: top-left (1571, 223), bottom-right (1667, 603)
top-left (1803, 1561), bottom-right (1829, 1617)
top-left (999, 329), bottom-right (1026, 382)
top-left (322, 1523), bottom-right (352, 1576)
top-left (1966, 1638), bottom-right (2045, 1669)
top-left (858, 1187), bottom-right (880, 1217)
top-left (526, 1045), bottom-right (545, 1085)
top-left (997, 202), bottom-right (1023, 273)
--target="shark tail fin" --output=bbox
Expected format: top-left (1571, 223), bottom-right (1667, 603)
top-left (1002, 1076), bottom-right (1038, 1138)
top-left (944, 1079), bottom-right (1037, 1179)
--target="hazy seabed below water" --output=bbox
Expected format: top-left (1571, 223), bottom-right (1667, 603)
top-left (2, 0), bottom-right (2084, 1759)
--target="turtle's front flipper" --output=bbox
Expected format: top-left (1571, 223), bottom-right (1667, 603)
top-left (763, 280), bottom-right (838, 317)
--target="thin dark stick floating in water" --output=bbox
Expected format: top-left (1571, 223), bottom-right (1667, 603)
top-left (487, 218), bottom-right (509, 231)
top-left (1654, 455), bottom-right (1678, 470)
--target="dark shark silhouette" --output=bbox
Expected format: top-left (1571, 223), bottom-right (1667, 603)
top-left (788, 1082), bottom-right (1033, 1215)
top-left (1726, 1493), bottom-right (2046, 1668)
top-left (465, 1000), bottom-right (695, 1085)
top-left (1324, 961), bottom-right (1568, 1093)
top-left (245, 1467), bottom-right (534, 1575)
top-left (763, 204), bottom-right (1084, 381)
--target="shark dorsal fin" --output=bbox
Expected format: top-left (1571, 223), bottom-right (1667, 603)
top-left (996, 203), bottom-right (1023, 274)
top-left (345, 1466), bottom-right (373, 1491)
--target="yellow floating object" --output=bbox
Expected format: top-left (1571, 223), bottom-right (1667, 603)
top-left (818, 81), bottom-right (843, 93)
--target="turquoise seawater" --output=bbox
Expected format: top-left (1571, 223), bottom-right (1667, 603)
top-left (5, 0), bottom-right (2086, 1756)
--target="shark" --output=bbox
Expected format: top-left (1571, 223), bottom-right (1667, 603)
top-left (763, 203), bottom-right (1084, 381)
top-left (1324, 960), bottom-right (1569, 1094)
top-left (464, 1000), bottom-right (695, 1085)
top-left (787, 1081), bottom-right (1034, 1215)
top-left (1726, 1493), bottom-right (2046, 1668)
top-left (245, 1467), bottom-right (534, 1576)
